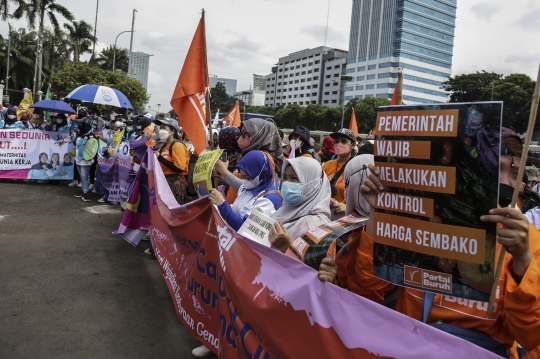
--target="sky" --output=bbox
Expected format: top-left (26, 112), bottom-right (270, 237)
top-left (1, 0), bottom-right (539, 114)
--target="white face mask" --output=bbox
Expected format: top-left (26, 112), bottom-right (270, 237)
top-left (243, 176), bottom-right (260, 190)
top-left (7, 115), bottom-right (16, 120)
top-left (126, 126), bottom-right (133, 132)
top-left (158, 129), bottom-right (170, 140)
top-left (33, 114), bottom-right (42, 119)
top-left (56, 119), bottom-right (63, 124)
top-left (115, 121), bottom-right (125, 128)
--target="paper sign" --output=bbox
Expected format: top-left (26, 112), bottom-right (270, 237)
top-left (373, 102), bottom-right (502, 301)
top-left (237, 209), bottom-right (275, 247)
top-left (193, 149), bottom-right (224, 193)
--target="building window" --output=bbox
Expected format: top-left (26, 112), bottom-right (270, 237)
top-left (300, 86), bottom-right (305, 90)
top-left (345, 86), bottom-right (354, 91)
top-left (301, 79), bottom-right (305, 82)
top-left (285, 67), bottom-right (289, 71)
top-left (326, 66), bottom-right (332, 70)
top-left (333, 73), bottom-right (339, 77)
top-left (326, 75), bottom-right (331, 79)
top-left (299, 102), bottom-right (303, 105)
top-left (295, 87), bottom-right (298, 90)
top-left (308, 62), bottom-right (313, 66)
top-left (346, 68), bottom-right (355, 73)
top-left (358, 66), bottom-right (366, 71)
top-left (305, 93), bottom-right (310, 97)
top-left (325, 83), bottom-right (330, 87)
top-left (356, 76), bottom-right (364, 81)
top-left (334, 65), bottom-right (341, 69)
top-left (279, 69), bottom-right (283, 72)
top-left (311, 101), bottom-right (316, 104)
top-left (278, 76), bottom-right (282, 79)
top-left (331, 100), bottom-right (337, 103)
top-left (313, 84), bottom-right (318, 88)
top-left (314, 68), bottom-right (320, 72)
top-left (278, 82), bottom-right (281, 85)
top-left (356, 95), bottom-right (364, 99)
top-left (294, 95), bottom-right (297, 98)
top-left (324, 91), bottom-right (330, 95)
top-left (368, 65), bottom-right (377, 70)
top-left (315, 60), bottom-right (320, 64)
top-left (296, 65), bottom-right (300, 69)
top-left (301, 71), bottom-right (306, 75)
top-left (284, 75), bottom-right (288, 78)
top-left (300, 94), bottom-right (304, 98)
top-left (366, 84), bottom-right (375, 89)
top-left (306, 85), bottom-right (311, 89)
top-left (332, 82), bottom-right (338, 86)
top-left (296, 72), bottom-right (300, 76)
top-left (277, 89), bottom-right (281, 92)
top-left (332, 91), bottom-right (338, 95)
top-left (283, 89), bottom-right (287, 92)
top-left (308, 70), bottom-right (312, 74)
top-left (289, 81), bottom-right (293, 84)
top-left (313, 76), bottom-right (319, 80)
top-left (367, 74), bottom-right (376, 80)
top-left (324, 100), bottom-right (329, 104)
top-left (295, 80), bottom-right (299, 83)
top-left (302, 64), bottom-right (307, 67)
top-left (312, 92), bottom-right (317, 96)
top-left (288, 95), bottom-right (292, 98)
top-left (356, 85), bottom-right (364, 90)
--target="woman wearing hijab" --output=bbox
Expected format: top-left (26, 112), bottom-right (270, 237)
top-left (208, 150), bottom-right (282, 231)
top-left (268, 157), bottom-right (332, 253)
top-left (49, 114), bottom-right (70, 132)
top-left (320, 136), bottom-right (337, 163)
top-left (2, 107), bottom-right (23, 128)
top-left (214, 118), bottom-right (284, 203)
top-left (72, 122), bottom-right (95, 202)
top-left (25, 109), bottom-right (49, 130)
top-left (59, 153), bottom-right (74, 179)
top-left (218, 126), bottom-right (242, 170)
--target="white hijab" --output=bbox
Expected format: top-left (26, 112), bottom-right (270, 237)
top-left (344, 154), bottom-right (374, 216)
top-left (272, 157), bottom-right (331, 225)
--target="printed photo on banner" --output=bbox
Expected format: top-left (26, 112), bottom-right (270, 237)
top-left (373, 102), bottom-right (502, 301)
top-left (0, 129), bottom-right (75, 180)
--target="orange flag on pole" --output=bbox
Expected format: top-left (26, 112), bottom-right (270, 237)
top-left (170, 16), bottom-right (209, 155)
top-left (390, 70), bottom-right (403, 105)
top-left (349, 108), bottom-right (358, 137)
top-left (223, 101), bottom-right (241, 128)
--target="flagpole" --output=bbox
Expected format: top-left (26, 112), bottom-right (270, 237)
top-left (486, 62), bottom-right (540, 318)
top-left (397, 68), bottom-right (403, 105)
top-left (201, 9), bottom-right (214, 151)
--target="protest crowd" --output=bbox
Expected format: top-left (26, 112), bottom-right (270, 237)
top-left (1, 93), bottom-right (540, 359)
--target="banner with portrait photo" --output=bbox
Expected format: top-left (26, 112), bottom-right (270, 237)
top-left (96, 139), bottom-right (135, 203)
top-left (0, 129), bottom-right (75, 179)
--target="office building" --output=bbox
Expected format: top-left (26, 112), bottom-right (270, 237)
top-left (345, 0), bottom-right (456, 104)
top-left (129, 51), bottom-right (152, 90)
top-left (210, 76), bottom-right (237, 96)
top-left (253, 74), bottom-right (266, 90)
top-left (264, 46), bottom-right (349, 107)
top-left (234, 90), bottom-right (266, 106)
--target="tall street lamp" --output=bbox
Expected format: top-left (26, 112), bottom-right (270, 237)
top-left (113, 30), bottom-right (133, 72)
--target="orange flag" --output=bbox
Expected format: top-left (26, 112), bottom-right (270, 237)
top-left (390, 71), bottom-right (403, 105)
top-left (223, 101), bottom-right (241, 128)
top-left (349, 108), bottom-right (358, 137)
top-left (170, 16), bottom-right (209, 155)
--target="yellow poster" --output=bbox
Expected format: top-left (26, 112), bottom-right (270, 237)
top-left (109, 129), bottom-right (125, 157)
top-left (193, 149), bottom-right (224, 193)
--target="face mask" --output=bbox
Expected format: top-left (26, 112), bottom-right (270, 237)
top-left (281, 182), bottom-right (304, 205)
top-left (115, 121), bottom-right (124, 128)
top-left (158, 129), bottom-right (170, 140)
top-left (7, 115), bottom-right (16, 120)
top-left (335, 142), bottom-right (350, 156)
top-left (56, 119), bottom-right (63, 124)
top-left (126, 126), bottom-right (133, 132)
top-left (242, 176), bottom-right (260, 190)
top-left (33, 114), bottom-right (42, 119)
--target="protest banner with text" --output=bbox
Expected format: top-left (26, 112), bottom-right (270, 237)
top-left (142, 148), bottom-right (498, 359)
top-left (0, 129), bottom-right (75, 179)
top-left (192, 149), bottom-right (224, 194)
top-left (373, 102), bottom-right (502, 301)
top-left (96, 140), bottom-right (135, 203)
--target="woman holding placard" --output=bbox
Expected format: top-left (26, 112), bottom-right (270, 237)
top-left (268, 156), bottom-right (332, 253)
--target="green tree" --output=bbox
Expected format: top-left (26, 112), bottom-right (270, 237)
top-left (273, 104), bottom-right (306, 129)
top-left (63, 20), bottom-right (95, 62)
top-left (96, 45), bottom-right (128, 72)
top-left (51, 61), bottom-right (149, 113)
top-left (0, 26), bottom-right (37, 90)
top-left (304, 104), bottom-right (329, 130)
top-left (41, 27), bottom-right (71, 84)
top-left (210, 82), bottom-right (237, 112)
top-left (244, 105), bottom-right (276, 116)
top-left (1, 0), bottom-right (27, 20)
top-left (443, 71), bottom-right (538, 132)
top-left (354, 96), bottom-right (390, 134)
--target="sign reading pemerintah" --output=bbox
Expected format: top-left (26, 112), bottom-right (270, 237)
top-left (373, 102), bottom-right (502, 301)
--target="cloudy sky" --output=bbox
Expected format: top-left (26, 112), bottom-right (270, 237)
top-left (1, 0), bottom-right (539, 113)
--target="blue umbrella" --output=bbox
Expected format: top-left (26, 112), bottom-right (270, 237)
top-left (65, 84), bottom-right (134, 110)
top-left (30, 100), bottom-right (76, 114)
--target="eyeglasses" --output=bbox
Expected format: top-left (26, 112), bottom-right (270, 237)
top-left (334, 138), bottom-right (350, 145)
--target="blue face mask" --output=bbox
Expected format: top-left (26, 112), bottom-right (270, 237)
top-left (281, 182), bottom-right (304, 205)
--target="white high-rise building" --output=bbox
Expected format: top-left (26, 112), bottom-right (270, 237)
top-left (264, 46), bottom-right (349, 108)
top-left (345, 0), bottom-right (456, 104)
top-left (129, 51), bottom-right (152, 90)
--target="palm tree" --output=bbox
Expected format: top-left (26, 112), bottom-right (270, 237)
top-left (63, 20), bottom-right (96, 62)
top-left (96, 45), bottom-right (128, 72)
top-left (0, 26), bottom-right (37, 90)
top-left (41, 27), bottom-right (71, 83)
top-left (22, 0), bottom-right (74, 95)
top-left (0, 0), bottom-right (28, 21)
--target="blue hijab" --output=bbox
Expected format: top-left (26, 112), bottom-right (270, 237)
top-left (236, 150), bottom-right (277, 198)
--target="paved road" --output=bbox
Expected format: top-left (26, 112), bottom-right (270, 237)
top-left (0, 180), bottom-right (213, 359)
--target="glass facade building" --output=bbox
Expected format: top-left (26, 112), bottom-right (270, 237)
top-left (345, 0), bottom-right (457, 104)
top-left (129, 52), bottom-right (152, 90)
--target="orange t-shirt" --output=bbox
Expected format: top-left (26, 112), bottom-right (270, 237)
top-left (342, 225), bottom-right (540, 352)
top-left (322, 159), bottom-right (346, 203)
top-left (159, 141), bottom-right (189, 176)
